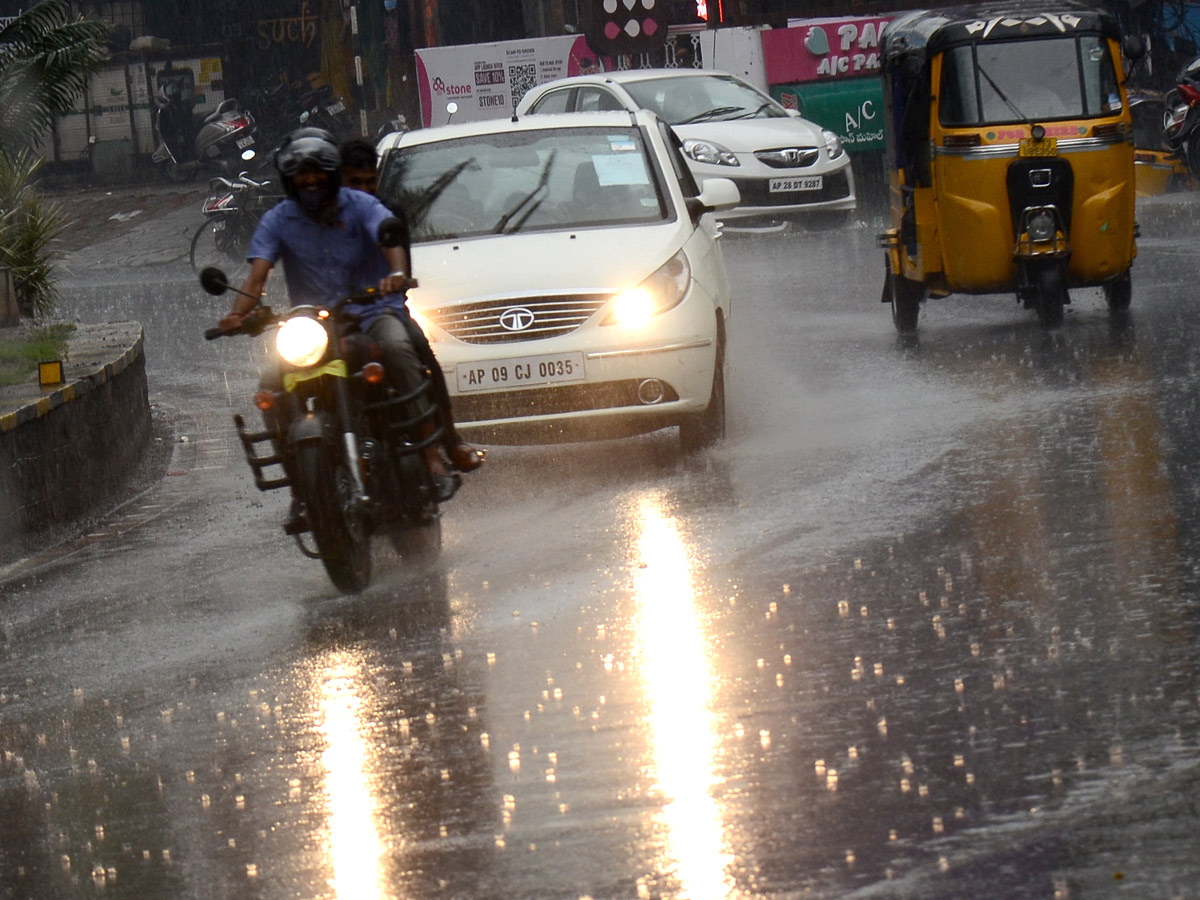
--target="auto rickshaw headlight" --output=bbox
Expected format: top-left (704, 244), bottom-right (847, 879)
top-left (683, 139), bottom-right (739, 167)
top-left (822, 129), bottom-right (844, 159)
top-left (276, 316), bottom-right (329, 367)
top-left (1027, 211), bottom-right (1056, 243)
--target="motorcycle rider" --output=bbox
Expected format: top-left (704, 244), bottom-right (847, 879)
top-left (216, 126), bottom-right (461, 520)
top-left (340, 136), bottom-right (485, 474)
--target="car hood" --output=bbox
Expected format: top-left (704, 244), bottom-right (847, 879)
top-left (408, 225), bottom-right (684, 307)
top-left (675, 117), bottom-right (825, 152)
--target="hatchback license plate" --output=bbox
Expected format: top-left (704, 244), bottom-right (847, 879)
top-left (456, 352), bottom-right (585, 393)
top-left (769, 175), bottom-right (823, 192)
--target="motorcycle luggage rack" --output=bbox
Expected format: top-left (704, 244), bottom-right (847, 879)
top-left (233, 413), bottom-right (290, 492)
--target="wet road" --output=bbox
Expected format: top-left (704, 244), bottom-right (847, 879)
top-left (2, 219), bottom-right (1199, 899)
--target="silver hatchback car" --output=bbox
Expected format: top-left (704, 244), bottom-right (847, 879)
top-left (516, 68), bottom-right (856, 223)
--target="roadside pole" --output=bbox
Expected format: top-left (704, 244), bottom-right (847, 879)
top-left (349, 1), bottom-right (368, 136)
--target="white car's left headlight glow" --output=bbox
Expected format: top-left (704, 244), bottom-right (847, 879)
top-left (276, 316), bottom-right (329, 367)
top-left (822, 129), bottom-right (844, 159)
top-left (683, 138), bottom-right (740, 167)
top-left (604, 251), bottom-right (692, 328)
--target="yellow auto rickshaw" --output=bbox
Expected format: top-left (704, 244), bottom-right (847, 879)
top-left (878, 3), bottom-right (1140, 330)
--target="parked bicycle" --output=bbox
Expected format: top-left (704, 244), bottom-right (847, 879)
top-left (189, 173), bottom-right (282, 278)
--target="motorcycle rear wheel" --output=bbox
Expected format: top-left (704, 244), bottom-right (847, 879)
top-left (190, 219), bottom-right (249, 279)
top-left (294, 443), bottom-right (371, 592)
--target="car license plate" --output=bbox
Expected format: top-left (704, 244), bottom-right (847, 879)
top-left (456, 352), bottom-right (585, 393)
top-left (769, 175), bottom-right (823, 192)
top-left (1019, 136), bottom-right (1058, 157)
top-left (236, 135), bottom-right (255, 149)
top-left (326, 101), bottom-right (346, 115)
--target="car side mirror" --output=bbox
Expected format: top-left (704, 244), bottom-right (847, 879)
top-left (686, 177), bottom-right (740, 220)
top-left (199, 267), bottom-right (229, 295)
top-left (377, 216), bottom-right (406, 248)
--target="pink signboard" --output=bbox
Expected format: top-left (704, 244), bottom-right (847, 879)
top-left (763, 16), bottom-right (894, 85)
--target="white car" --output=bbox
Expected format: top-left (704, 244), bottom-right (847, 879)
top-left (515, 68), bottom-right (856, 223)
top-left (375, 110), bottom-right (737, 449)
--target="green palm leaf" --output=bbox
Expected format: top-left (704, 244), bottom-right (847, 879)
top-left (0, 0), bottom-right (110, 158)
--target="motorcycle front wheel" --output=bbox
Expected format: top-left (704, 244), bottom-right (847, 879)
top-left (190, 219), bottom-right (249, 279)
top-left (294, 442), bottom-right (371, 592)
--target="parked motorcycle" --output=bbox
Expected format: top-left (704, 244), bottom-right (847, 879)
top-left (189, 172), bottom-right (282, 278)
top-left (247, 82), bottom-right (355, 159)
top-left (1163, 53), bottom-right (1200, 180)
top-left (199, 255), bottom-right (445, 593)
top-left (152, 72), bottom-right (258, 181)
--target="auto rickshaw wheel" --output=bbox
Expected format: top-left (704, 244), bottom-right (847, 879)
top-left (1103, 271), bottom-right (1132, 312)
top-left (1035, 264), bottom-right (1067, 328)
top-left (885, 268), bottom-right (923, 333)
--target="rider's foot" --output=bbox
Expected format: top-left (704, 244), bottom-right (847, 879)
top-left (448, 443), bottom-right (486, 472)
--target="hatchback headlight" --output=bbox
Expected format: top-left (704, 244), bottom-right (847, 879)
top-left (822, 129), bottom-right (844, 159)
top-left (604, 251), bottom-right (692, 328)
top-left (276, 316), bottom-right (329, 367)
top-left (683, 139), bottom-right (739, 167)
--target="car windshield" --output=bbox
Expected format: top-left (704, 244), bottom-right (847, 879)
top-left (378, 126), bottom-right (668, 242)
top-left (939, 34), bottom-right (1121, 125)
top-left (622, 74), bottom-right (788, 125)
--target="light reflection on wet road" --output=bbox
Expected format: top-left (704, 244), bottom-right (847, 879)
top-left (1, 221), bottom-right (1199, 899)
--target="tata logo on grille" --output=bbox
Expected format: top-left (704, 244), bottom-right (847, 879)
top-left (499, 307), bottom-right (536, 331)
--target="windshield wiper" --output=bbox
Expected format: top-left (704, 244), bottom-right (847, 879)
top-left (676, 105), bottom-right (743, 125)
top-left (977, 64), bottom-right (1029, 122)
top-left (732, 102), bottom-right (774, 120)
top-left (491, 150), bottom-right (556, 234)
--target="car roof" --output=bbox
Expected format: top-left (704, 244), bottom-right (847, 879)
top-left (378, 108), bottom-right (656, 151)
top-left (535, 68), bottom-right (740, 91)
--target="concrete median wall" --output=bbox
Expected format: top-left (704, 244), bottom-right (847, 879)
top-left (0, 326), bottom-right (150, 541)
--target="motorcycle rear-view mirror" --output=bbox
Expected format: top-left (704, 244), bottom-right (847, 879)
top-left (377, 217), bottom-right (406, 248)
top-left (199, 267), bottom-right (230, 295)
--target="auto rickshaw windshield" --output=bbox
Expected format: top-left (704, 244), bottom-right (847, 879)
top-left (939, 34), bottom-right (1121, 125)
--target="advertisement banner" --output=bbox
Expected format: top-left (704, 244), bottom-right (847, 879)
top-left (772, 79), bottom-right (886, 153)
top-left (416, 35), bottom-right (598, 127)
top-left (764, 16), bottom-right (894, 85)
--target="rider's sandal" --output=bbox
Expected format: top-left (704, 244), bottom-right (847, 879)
top-left (448, 443), bottom-right (486, 472)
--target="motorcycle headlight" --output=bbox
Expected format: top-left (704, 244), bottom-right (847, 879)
top-left (822, 129), bottom-right (844, 159)
top-left (683, 139), bottom-right (740, 167)
top-left (276, 316), bottom-right (329, 367)
top-left (604, 251), bottom-right (692, 328)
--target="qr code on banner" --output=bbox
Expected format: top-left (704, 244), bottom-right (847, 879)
top-left (508, 63), bottom-right (537, 109)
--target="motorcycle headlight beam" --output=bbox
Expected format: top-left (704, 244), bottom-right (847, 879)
top-left (276, 316), bottom-right (329, 367)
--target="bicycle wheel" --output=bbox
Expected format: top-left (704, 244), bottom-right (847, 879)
top-left (189, 219), bottom-right (248, 279)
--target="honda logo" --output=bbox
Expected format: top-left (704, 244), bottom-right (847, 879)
top-left (499, 307), bottom-right (536, 331)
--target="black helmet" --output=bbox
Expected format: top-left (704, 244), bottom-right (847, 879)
top-left (275, 127), bottom-right (341, 197)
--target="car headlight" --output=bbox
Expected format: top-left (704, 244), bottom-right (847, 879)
top-left (604, 251), bottom-right (692, 328)
top-left (276, 316), bottom-right (329, 367)
top-left (822, 129), bottom-right (844, 159)
top-left (683, 138), bottom-right (740, 167)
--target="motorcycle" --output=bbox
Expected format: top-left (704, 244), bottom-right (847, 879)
top-left (152, 73), bottom-right (258, 181)
top-left (1163, 53), bottom-right (1200, 180)
top-left (189, 172), bottom-right (282, 278)
top-left (199, 250), bottom-right (446, 593)
top-left (247, 82), bottom-right (355, 158)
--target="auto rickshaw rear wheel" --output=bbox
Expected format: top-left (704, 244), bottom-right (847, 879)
top-left (884, 268), bottom-right (923, 333)
top-left (1103, 271), bottom-right (1132, 313)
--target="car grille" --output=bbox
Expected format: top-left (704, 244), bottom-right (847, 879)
top-left (731, 168), bottom-right (852, 207)
top-left (454, 379), bottom-right (680, 421)
top-left (427, 294), bottom-right (610, 344)
top-left (755, 147), bottom-right (820, 169)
